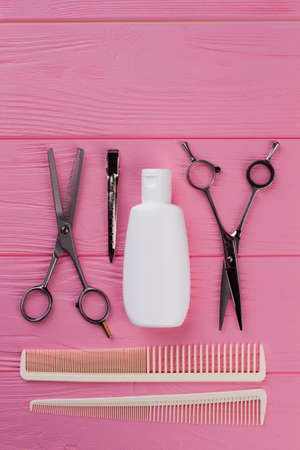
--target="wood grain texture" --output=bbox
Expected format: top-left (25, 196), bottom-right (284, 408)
top-left (1, 0), bottom-right (300, 21)
top-left (0, 139), bottom-right (295, 256)
top-left (1, 23), bottom-right (300, 138)
top-left (1, 7), bottom-right (300, 450)
top-left (1, 255), bottom-right (299, 372)
top-left (0, 371), bottom-right (299, 450)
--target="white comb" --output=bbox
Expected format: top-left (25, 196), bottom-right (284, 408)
top-left (20, 343), bottom-right (266, 382)
top-left (30, 389), bottom-right (267, 425)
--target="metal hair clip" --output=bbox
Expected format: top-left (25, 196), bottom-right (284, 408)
top-left (107, 150), bottom-right (120, 263)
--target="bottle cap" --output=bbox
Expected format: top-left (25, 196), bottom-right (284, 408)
top-left (142, 169), bottom-right (172, 203)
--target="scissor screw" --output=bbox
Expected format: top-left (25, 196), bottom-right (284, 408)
top-left (61, 225), bottom-right (70, 235)
top-left (226, 256), bottom-right (233, 264)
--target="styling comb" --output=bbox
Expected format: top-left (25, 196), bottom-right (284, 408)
top-left (30, 389), bottom-right (267, 425)
top-left (20, 343), bottom-right (266, 382)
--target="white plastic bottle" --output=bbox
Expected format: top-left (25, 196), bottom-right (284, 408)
top-left (123, 169), bottom-right (190, 327)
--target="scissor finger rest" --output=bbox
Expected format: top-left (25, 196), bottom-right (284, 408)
top-left (20, 286), bottom-right (53, 322)
top-left (76, 287), bottom-right (111, 337)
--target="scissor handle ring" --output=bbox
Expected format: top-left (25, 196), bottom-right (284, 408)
top-left (246, 160), bottom-right (275, 189)
top-left (20, 286), bottom-right (53, 322)
top-left (187, 159), bottom-right (218, 192)
top-left (76, 287), bottom-right (110, 325)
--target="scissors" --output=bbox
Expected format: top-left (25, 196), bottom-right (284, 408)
top-left (182, 141), bottom-right (279, 330)
top-left (20, 148), bottom-right (112, 338)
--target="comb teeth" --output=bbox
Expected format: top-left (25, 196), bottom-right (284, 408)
top-left (21, 344), bottom-right (266, 382)
top-left (30, 389), bottom-right (267, 425)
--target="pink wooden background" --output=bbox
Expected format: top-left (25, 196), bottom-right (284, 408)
top-left (0, 3), bottom-right (300, 449)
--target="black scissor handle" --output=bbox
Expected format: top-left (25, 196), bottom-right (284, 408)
top-left (187, 159), bottom-right (220, 192)
top-left (20, 285), bottom-right (53, 322)
top-left (76, 287), bottom-right (110, 325)
top-left (246, 159), bottom-right (275, 189)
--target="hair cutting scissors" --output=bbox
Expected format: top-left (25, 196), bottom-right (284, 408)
top-left (20, 148), bottom-right (112, 338)
top-left (182, 141), bottom-right (279, 330)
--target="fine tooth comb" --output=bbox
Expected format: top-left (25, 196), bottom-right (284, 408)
top-left (30, 389), bottom-right (267, 425)
top-left (20, 343), bottom-right (266, 382)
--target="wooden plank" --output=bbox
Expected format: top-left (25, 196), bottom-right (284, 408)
top-left (1, 0), bottom-right (300, 21)
top-left (0, 370), bottom-right (299, 449)
top-left (0, 23), bottom-right (300, 137)
top-left (1, 255), bottom-right (299, 371)
top-left (0, 139), bottom-right (296, 256)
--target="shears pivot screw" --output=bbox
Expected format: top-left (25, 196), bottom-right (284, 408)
top-left (61, 225), bottom-right (70, 234)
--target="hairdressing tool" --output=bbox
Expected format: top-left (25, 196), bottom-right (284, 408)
top-left (20, 148), bottom-right (112, 338)
top-left (107, 150), bottom-right (120, 263)
top-left (20, 343), bottom-right (265, 382)
top-left (30, 389), bottom-right (267, 425)
top-left (182, 141), bottom-right (279, 330)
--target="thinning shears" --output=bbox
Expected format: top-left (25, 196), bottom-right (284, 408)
top-left (183, 141), bottom-right (279, 330)
top-left (20, 148), bottom-right (112, 338)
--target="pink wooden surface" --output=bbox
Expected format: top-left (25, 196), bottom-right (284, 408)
top-left (1, 23), bottom-right (300, 138)
top-left (1, 373), bottom-right (300, 450)
top-left (0, 6), bottom-right (300, 450)
top-left (1, 0), bottom-right (300, 21)
top-left (0, 140), bottom-right (296, 256)
top-left (1, 255), bottom-right (299, 372)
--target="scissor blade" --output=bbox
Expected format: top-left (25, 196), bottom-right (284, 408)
top-left (53, 238), bottom-right (64, 258)
top-left (226, 266), bottom-right (242, 330)
top-left (219, 237), bottom-right (240, 330)
top-left (48, 149), bottom-right (64, 224)
top-left (219, 262), bottom-right (231, 330)
top-left (222, 236), bottom-right (242, 330)
top-left (64, 148), bottom-right (84, 224)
